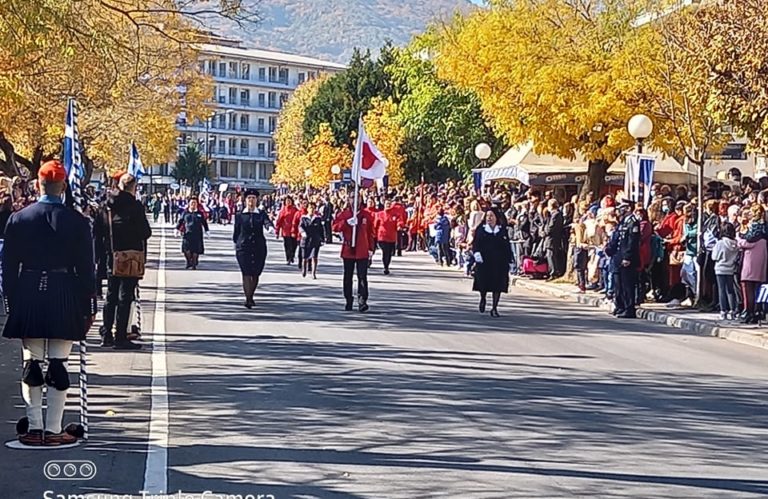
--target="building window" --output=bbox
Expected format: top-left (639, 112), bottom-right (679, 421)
top-left (268, 67), bottom-right (278, 83)
top-left (257, 143), bottom-right (265, 157)
top-left (219, 62), bottom-right (227, 77)
top-left (209, 62), bottom-right (217, 76)
top-left (240, 89), bottom-right (250, 106)
top-left (228, 87), bottom-right (237, 105)
top-left (240, 139), bottom-right (249, 156)
top-left (298, 72), bottom-right (306, 84)
top-left (258, 67), bottom-right (266, 81)
top-left (218, 115), bottom-right (226, 128)
top-left (218, 140), bottom-right (226, 155)
top-left (269, 140), bottom-right (276, 156)
top-left (308, 71), bottom-right (316, 79)
top-left (242, 161), bottom-right (257, 179)
top-left (268, 92), bottom-right (277, 108)
top-left (241, 63), bottom-right (250, 80)
top-left (278, 68), bottom-right (289, 85)
top-left (279, 93), bottom-right (289, 108)
top-left (229, 138), bottom-right (237, 155)
top-left (257, 118), bottom-right (265, 133)
top-left (269, 116), bottom-right (277, 133)
top-left (220, 160), bottom-right (237, 177)
top-left (228, 62), bottom-right (238, 79)
top-left (229, 113), bottom-right (237, 130)
top-left (258, 93), bottom-right (265, 108)
top-left (240, 114), bottom-right (249, 131)
top-left (258, 163), bottom-right (272, 180)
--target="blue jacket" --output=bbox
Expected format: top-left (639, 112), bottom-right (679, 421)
top-left (434, 215), bottom-right (451, 244)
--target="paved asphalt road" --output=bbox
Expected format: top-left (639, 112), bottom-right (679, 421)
top-left (1, 221), bottom-right (768, 499)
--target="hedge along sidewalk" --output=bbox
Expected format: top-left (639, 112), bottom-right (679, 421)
top-left (509, 276), bottom-right (768, 351)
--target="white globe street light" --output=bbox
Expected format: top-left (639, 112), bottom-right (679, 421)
top-left (628, 114), bottom-right (653, 153)
top-left (331, 164), bottom-right (341, 175)
top-left (474, 142), bottom-right (492, 161)
top-left (305, 168), bottom-right (312, 178)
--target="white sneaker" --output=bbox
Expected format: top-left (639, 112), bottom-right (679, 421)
top-left (719, 312), bottom-right (728, 321)
top-left (681, 298), bottom-right (694, 307)
top-left (666, 299), bottom-right (682, 308)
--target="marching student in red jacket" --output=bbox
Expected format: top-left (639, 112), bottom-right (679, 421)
top-left (374, 198), bottom-right (400, 275)
top-left (275, 196), bottom-right (299, 264)
top-left (293, 198), bottom-right (309, 271)
top-left (333, 192), bottom-right (376, 312)
top-left (391, 196), bottom-right (408, 256)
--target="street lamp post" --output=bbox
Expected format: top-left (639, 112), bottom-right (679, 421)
top-left (305, 167), bottom-right (312, 194)
top-left (474, 142), bottom-right (492, 194)
top-left (627, 114), bottom-right (653, 154)
top-left (474, 142), bottom-right (492, 167)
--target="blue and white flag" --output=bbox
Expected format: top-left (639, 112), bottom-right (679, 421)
top-left (62, 97), bottom-right (84, 213)
top-left (128, 141), bottom-right (145, 180)
top-left (624, 153), bottom-right (656, 208)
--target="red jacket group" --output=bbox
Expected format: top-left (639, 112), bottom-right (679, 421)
top-left (374, 207), bottom-right (406, 243)
top-left (275, 205), bottom-right (299, 238)
top-left (333, 207), bottom-right (376, 260)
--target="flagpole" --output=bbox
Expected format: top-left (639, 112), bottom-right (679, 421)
top-left (351, 118), bottom-right (363, 249)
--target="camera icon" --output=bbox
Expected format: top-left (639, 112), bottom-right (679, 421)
top-left (44, 460), bottom-right (97, 481)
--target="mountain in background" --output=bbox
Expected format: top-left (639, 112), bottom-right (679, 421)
top-left (208, 0), bottom-right (473, 64)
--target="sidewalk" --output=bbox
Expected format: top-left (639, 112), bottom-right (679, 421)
top-left (509, 276), bottom-right (768, 351)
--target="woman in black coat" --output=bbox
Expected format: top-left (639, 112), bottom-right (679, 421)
top-left (473, 209), bottom-right (513, 317)
top-left (299, 201), bottom-right (324, 279)
top-left (233, 189), bottom-right (270, 308)
top-left (177, 198), bottom-right (209, 270)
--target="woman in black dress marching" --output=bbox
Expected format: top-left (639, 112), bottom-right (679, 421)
top-left (177, 197), bottom-right (209, 270)
top-left (299, 201), bottom-right (324, 279)
top-left (472, 209), bottom-right (512, 317)
top-left (233, 189), bottom-right (270, 308)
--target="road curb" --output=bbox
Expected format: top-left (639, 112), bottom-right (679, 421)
top-left (510, 276), bottom-right (768, 351)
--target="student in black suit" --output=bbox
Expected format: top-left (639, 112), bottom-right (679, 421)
top-left (233, 189), bottom-right (271, 308)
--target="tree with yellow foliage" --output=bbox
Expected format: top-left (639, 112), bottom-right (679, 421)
top-left (273, 75), bottom-right (329, 186)
top-left (436, 0), bottom-right (644, 197)
top-left (0, 0), bottom-right (256, 179)
top-left (362, 98), bottom-right (406, 185)
top-left (304, 123), bottom-right (353, 188)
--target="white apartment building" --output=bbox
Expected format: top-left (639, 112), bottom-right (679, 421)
top-left (147, 42), bottom-right (345, 192)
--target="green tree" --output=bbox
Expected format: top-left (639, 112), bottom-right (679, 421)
top-left (303, 44), bottom-right (396, 148)
top-left (388, 39), bottom-right (501, 180)
top-left (172, 146), bottom-right (208, 195)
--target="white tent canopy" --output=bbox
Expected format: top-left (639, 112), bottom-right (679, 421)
top-left (475, 142), bottom-right (591, 185)
top-left (476, 142), bottom-right (700, 186)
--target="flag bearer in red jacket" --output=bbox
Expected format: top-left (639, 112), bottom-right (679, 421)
top-left (333, 192), bottom-right (376, 312)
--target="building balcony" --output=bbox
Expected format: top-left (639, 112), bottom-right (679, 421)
top-left (177, 122), bottom-right (275, 139)
top-left (211, 74), bottom-right (296, 90)
top-left (212, 151), bottom-right (276, 161)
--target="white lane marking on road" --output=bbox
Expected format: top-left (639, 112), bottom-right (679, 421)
top-left (143, 225), bottom-right (168, 493)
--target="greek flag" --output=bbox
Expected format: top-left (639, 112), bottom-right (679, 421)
top-left (128, 141), bottom-right (145, 180)
top-left (625, 153), bottom-right (656, 208)
top-left (201, 178), bottom-right (212, 195)
top-left (63, 97), bottom-right (84, 213)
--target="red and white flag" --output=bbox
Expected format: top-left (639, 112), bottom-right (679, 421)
top-left (351, 118), bottom-right (388, 184)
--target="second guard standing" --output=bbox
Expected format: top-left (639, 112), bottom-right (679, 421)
top-left (607, 199), bottom-right (641, 319)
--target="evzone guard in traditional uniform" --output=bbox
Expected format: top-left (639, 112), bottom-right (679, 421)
top-left (3, 160), bottom-right (95, 446)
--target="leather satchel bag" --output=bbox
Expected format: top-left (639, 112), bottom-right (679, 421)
top-left (669, 248), bottom-right (685, 266)
top-left (108, 210), bottom-right (145, 279)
